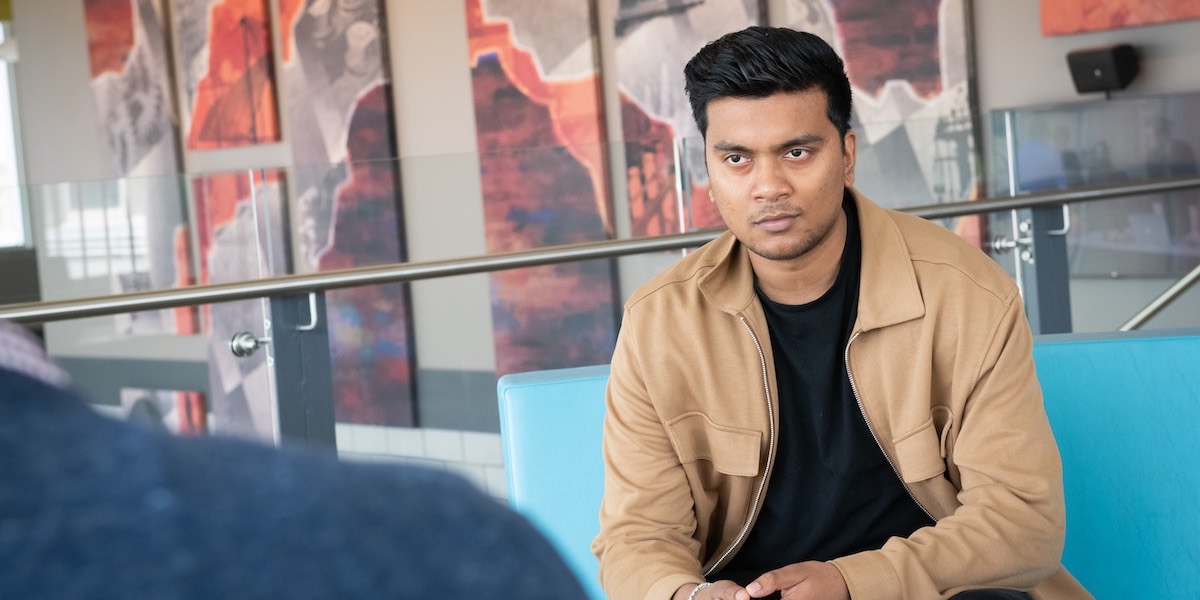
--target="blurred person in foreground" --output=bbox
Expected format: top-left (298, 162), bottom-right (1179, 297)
top-left (592, 26), bottom-right (1090, 600)
top-left (0, 320), bottom-right (585, 599)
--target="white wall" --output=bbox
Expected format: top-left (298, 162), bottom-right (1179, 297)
top-left (12, 0), bottom-right (111, 185)
top-left (386, 0), bottom-right (495, 372)
top-left (972, 0), bottom-right (1200, 115)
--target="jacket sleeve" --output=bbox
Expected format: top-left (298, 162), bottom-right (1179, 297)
top-left (831, 290), bottom-right (1070, 599)
top-left (591, 308), bottom-right (706, 600)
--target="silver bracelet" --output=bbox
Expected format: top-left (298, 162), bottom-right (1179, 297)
top-left (686, 582), bottom-right (713, 600)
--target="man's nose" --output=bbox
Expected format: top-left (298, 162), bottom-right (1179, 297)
top-left (752, 160), bottom-right (791, 201)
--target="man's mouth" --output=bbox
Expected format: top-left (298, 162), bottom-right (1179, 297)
top-left (754, 212), bottom-right (798, 232)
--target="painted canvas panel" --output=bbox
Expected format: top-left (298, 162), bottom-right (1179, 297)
top-left (174, 0), bottom-right (281, 149)
top-left (122, 387), bottom-right (208, 434)
top-left (192, 168), bottom-right (288, 440)
top-left (780, 0), bottom-right (984, 244)
top-left (466, 0), bottom-right (619, 376)
top-left (278, 0), bottom-right (415, 426)
top-left (1041, 0), bottom-right (1200, 36)
top-left (80, 0), bottom-right (198, 338)
top-left (614, 0), bottom-right (761, 233)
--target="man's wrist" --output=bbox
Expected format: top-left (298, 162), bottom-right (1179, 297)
top-left (686, 582), bottom-right (712, 600)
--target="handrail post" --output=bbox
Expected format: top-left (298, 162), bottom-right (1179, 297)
top-left (268, 291), bottom-right (337, 449)
top-left (1024, 203), bottom-right (1073, 334)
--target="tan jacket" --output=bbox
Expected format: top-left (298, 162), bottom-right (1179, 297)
top-left (592, 190), bottom-right (1091, 600)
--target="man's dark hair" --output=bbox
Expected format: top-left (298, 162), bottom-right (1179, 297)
top-left (684, 26), bottom-right (853, 139)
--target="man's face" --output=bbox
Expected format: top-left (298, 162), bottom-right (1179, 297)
top-left (704, 88), bottom-right (856, 264)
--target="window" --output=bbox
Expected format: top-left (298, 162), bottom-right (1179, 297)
top-left (0, 22), bottom-right (25, 248)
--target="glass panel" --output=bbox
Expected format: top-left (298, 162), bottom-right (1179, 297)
top-left (990, 92), bottom-right (1200, 331)
top-left (24, 122), bottom-right (1196, 452)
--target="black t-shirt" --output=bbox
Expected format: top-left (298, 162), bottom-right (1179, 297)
top-left (712, 196), bottom-right (933, 591)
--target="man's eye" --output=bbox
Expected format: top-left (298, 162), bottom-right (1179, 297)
top-left (787, 148), bottom-right (808, 158)
top-left (726, 155), bottom-right (745, 164)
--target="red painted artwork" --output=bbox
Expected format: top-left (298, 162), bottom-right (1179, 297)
top-left (184, 0), bottom-right (280, 148)
top-left (277, 0), bottom-right (302, 62)
top-left (613, 0), bottom-right (762, 231)
top-left (1041, 0), bottom-right (1200, 35)
top-left (316, 85), bottom-right (413, 426)
top-left (278, 0), bottom-right (414, 427)
top-left (83, 0), bottom-right (135, 78)
top-left (831, 0), bottom-right (943, 98)
top-left (466, 0), bottom-right (618, 376)
top-left (82, 0), bottom-right (204, 430)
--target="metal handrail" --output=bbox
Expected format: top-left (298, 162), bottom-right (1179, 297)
top-left (3, 175), bottom-right (1199, 325)
top-left (1119, 262), bottom-right (1200, 331)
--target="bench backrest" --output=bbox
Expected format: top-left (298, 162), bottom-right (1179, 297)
top-left (1032, 331), bottom-right (1200, 598)
top-left (498, 365), bottom-right (610, 600)
top-left (498, 332), bottom-right (1200, 599)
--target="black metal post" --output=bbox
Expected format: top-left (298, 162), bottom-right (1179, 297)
top-left (268, 291), bottom-right (337, 449)
top-left (1025, 204), bottom-right (1073, 334)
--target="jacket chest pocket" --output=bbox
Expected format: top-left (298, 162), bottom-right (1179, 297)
top-left (892, 416), bottom-right (948, 483)
top-left (665, 413), bottom-right (761, 477)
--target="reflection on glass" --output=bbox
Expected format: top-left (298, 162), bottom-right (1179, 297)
top-left (991, 93), bottom-right (1200, 277)
top-left (35, 177), bottom-right (193, 336)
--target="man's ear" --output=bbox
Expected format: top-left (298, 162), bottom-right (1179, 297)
top-left (842, 130), bottom-right (857, 187)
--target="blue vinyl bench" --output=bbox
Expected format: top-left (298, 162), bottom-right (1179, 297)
top-left (497, 331), bottom-right (1200, 599)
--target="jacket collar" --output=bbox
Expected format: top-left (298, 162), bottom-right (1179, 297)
top-left (696, 188), bottom-right (925, 332)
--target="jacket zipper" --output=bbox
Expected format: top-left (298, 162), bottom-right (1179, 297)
top-left (844, 331), bottom-right (936, 522)
top-left (704, 313), bottom-right (778, 577)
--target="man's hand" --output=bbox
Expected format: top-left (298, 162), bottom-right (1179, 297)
top-left (672, 580), bottom-right (747, 600)
top-left (744, 561), bottom-right (849, 600)
top-left (670, 562), bottom-right (847, 600)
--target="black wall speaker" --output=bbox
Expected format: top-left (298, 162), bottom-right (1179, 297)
top-left (1066, 44), bottom-right (1139, 94)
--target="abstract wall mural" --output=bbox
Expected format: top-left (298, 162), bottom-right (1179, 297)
top-left (1041, 0), bottom-right (1200, 36)
top-left (613, 0), bottom-right (762, 233)
top-left (780, 0), bottom-right (983, 243)
top-left (192, 168), bottom-right (288, 439)
top-left (85, 0), bottom-right (180, 176)
top-left (81, 0), bottom-right (202, 431)
top-left (278, 0), bottom-right (414, 426)
top-left (466, 0), bottom-right (619, 376)
top-left (174, 0), bottom-right (280, 149)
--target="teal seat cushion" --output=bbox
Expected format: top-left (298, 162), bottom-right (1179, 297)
top-left (1034, 331), bottom-right (1200, 598)
top-left (498, 365), bottom-right (609, 600)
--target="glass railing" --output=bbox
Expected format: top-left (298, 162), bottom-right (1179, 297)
top-left (2, 130), bottom-right (1198, 492)
top-left (990, 92), bottom-right (1200, 332)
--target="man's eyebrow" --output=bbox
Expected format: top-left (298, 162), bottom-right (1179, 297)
top-left (711, 141), bottom-right (751, 153)
top-left (711, 134), bottom-right (828, 154)
top-left (773, 134), bottom-right (826, 151)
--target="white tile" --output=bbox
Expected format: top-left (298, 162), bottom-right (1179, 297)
top-left (485, 465), bottom-right (509, 500)
top-left (334, 423), bottom-right (355, 452)
top-left (353, 424), bottom-right (389, 454)
top-left (462, 431), bottom-right (503, 466)
top-left (394, 457), bottom-right (447, 471)
top-left (446, 462), bottom-right (488, 492)
top-left (423, 428), bottom-right (464, 462)
top-left (386, 427), bottom-right (425, 457)
top-left (339, 451), bottom-right (398, 464)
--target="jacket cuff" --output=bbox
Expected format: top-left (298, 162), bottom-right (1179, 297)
top-left (830, 551), bottom-right (900, 600)
top-left (648, 574), bottom-right (704, 600)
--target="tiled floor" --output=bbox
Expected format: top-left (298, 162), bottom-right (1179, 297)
top-left (335, 423), bottom-right (508, 499)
